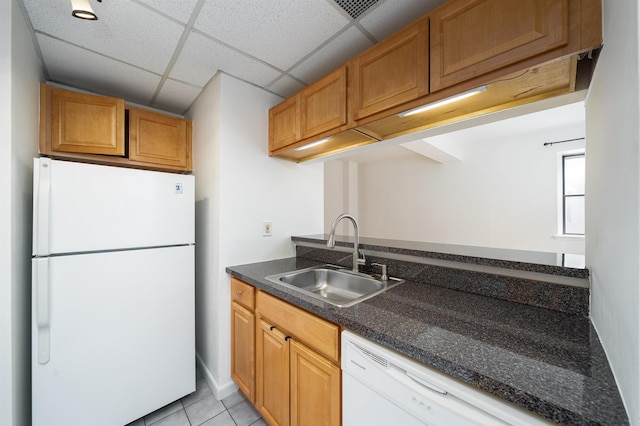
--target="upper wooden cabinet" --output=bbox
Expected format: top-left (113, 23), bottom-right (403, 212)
top-left (45, 85), bottom-right (125, 156)
top-left (350, 16), bottom-right (429, 120)
top-left (300, 66), bottom-right (347, 140)
top-left (128, 107), bottom-right (191, 170)
top-left (269, 65), bottom-right (348, 154)
top-left (269, 95), bottom-right (300, 152)
top-left (268, 65), bottom-right (377, 162)
top-left (430, 0), bottom-right (600, 91)
top-left (267, 0), bottom-right (602, 162)
top-left (40, 84), bottom-right (193, 173)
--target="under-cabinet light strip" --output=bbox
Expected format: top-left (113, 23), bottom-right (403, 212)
top-left (294, 137), bottom-right (332, 151)
top-left (398, 86), bottom-right (487, 118)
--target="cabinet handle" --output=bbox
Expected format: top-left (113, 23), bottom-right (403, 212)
top-left (236, 290), bottom-right (242, 295)
top-left (270, 325), bottom-right (276, 331)
top-left (285, 336), bottom-right (291, 341)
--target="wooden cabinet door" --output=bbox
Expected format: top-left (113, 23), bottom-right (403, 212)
top-left (49, 86), bottom-right (125, 156)
top-left (300, 66), bottom-right (347, 140)
top-left (290, 340), bottom-right (340, 426)
top-left (231, 302), bottom-right (255, 403)
top-left (256, 319), bottom-right (290, 426)
top-left (269, 96), bottom-right (300, 153)
top-left (430, 0), bottom-right (571, 91)
top-left (351, 16), bottom-right (429, 120)
top-left (128, 107), bottom-right (191, 170)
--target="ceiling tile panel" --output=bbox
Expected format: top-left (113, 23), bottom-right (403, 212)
top-left (37, 34), bottom-right (161, 105)
top-left (194, 0), bottom-right (350, 71)
top-left (135, 0), bottom-right (200, 24)
top-left (359, 0), bottom-right (447, 41)
top-left (170, 32), bottom-right (281, 88)
top-left (153, 79), bottom-right (202, 114)
top-left (267, 75), bottom-right (306, 99)
top-left (23, 0), bottom-right (184, 74)
top-left (290, 26), bottom-right (374, 84)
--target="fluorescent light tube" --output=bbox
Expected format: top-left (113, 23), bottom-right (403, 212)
top-left (398, 86), bottom-right (487, 118)
top-left (294, 137), bottom-right (332, 151)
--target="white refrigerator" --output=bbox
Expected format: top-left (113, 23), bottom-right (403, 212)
top-left (32, 157), bottom-right (196, 426)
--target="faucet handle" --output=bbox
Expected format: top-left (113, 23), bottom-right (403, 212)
top-left (371, 262), bottom-right (388, 281)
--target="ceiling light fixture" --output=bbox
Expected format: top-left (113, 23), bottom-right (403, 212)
top-left (71, 0), bottom-right (101, 20)
top-left (294, 137), bottom-right (332, 151)
top-left (398, 86), bottom-right (487, 118)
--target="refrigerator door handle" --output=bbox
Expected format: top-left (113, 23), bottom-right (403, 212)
top-left (36, 259), bottom-right (50, 364)
top-left (34, 158), bottom-right (51, 256)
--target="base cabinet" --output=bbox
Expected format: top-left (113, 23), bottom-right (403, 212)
top-left (230, 280), bottom-right (341, 426)
top-left (231, 302), bottom-right (255, 402)
top-left (256, 319), bottom-right (291, 426)
top-left (231, 278), bottom-right (256, 402)
top-left (290, 340), bottom-right (341, 426)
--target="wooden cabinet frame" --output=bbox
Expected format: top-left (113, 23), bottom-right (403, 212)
top-left (231, 288), bottom-right (342, 426)
top-left (268, 0), bottom-right (602, 162)
top-left (39, 84), bottom-right (193, 173)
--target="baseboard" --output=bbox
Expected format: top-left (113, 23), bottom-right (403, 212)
top-left (195, 352), bottom-right (238, 400)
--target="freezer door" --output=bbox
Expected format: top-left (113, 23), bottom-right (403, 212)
top-left (32, 246), bottom-right (195, 426)
top-left (33, 157), bottom-right (194, 255)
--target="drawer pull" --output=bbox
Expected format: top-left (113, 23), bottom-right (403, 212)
top-left (270, 325), bottom-right (276, 331)
top-left (236, 290), bottom-right (242, 295)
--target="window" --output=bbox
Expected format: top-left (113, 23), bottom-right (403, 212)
top-left (562, 153), bottom-right (585, 235)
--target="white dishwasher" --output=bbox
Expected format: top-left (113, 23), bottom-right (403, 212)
top-left (341, 331), bottom-right (551, 426)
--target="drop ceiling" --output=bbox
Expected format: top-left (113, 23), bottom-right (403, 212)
top-left (19, 0), bottom-right (447, 115)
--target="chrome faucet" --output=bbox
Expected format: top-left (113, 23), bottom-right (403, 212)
top-left (327, 213), bottom-right (365, 272)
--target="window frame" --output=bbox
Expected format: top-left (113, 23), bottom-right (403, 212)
top-left (561, 152), bottom-right (585, 236)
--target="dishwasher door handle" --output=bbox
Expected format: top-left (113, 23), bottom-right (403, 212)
top-left (406, 371), bottom-right (448, 395)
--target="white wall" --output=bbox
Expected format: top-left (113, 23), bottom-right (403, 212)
top-left (324, 160), bottom-right (358, 236)
top-left (586, 1), bottom-right (640, 424)
top-left (327, 116), bottom-right (585, 254)
top-left (1, 1), bottom-right (42, 425)
top-left (188, 73), bottom-right (323, 398)
top-left (0, 0), bottom-right (13, 422)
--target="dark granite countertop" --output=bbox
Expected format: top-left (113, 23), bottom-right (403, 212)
top-left (293, 235), bottom-right (589, 279)
top-left (226, 257), bottom-right (627, 425)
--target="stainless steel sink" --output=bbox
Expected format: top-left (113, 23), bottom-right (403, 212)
top-left (265, 265), bottom-right (403, 307)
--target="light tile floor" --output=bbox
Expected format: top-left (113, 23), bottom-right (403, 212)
top-left (126, 368), bottom-right (264, 426)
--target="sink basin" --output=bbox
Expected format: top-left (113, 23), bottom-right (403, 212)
top-left (265, 265), bottom-right (403, 307)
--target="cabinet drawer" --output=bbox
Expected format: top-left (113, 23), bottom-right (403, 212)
top-left (256, 291), bottom-right (339, 363)
top-left (231, 278), bottom-right (255, 310)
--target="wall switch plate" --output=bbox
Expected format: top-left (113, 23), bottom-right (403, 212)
top-left (263, 221), bottom-right (272, 236)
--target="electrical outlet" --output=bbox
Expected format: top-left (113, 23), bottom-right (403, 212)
top-left (263, 221), bottom-right (272, 236)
